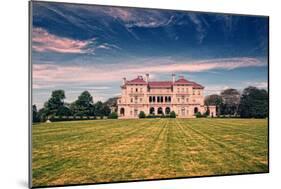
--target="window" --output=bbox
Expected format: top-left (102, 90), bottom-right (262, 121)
top-left (131, 98), bottom-right (133, 103)
top-left (136, 88), bottom-right (138, 92)
top-left (193, 90), bottom-right (195, 95)
top-left (153, 96), bottom-right (155, 102)
top-left (182, 88), bottom-right (184, 92)
top-left (131, 88), bottom-right (133, 93)
top-left (130, 111), bottom-right (132, 115)
top-left (198, 91), bottom-right (200, 95)
top-left (177, 88), bottom-right (180, 93)
top-left (135, 97), bottom-right (138, 103)
top-left (181, 108), bottom-right (185, 116)
top-left (178, 98), bottom-right (180, 103)
top-left (119, 100), bottom-right (121, 103)
top-left (140, 98), bottom-right (142, 103)
top-left (134, 109), bottom-right (138, 116)
top-left (186, 98), bottom-right (189, 102)
top-left (140, 88), bottom-right (142, 92)
top-left (149, 96), bottom-right (152, 103)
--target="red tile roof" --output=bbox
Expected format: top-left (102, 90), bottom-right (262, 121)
top-left (126, 76), bottom-right (147, 85)
top-left (148, 81), bottom-right (172, 88)
top-left (174, 78), bottom-right (204, 89)
top-left (125, 76), bottom-right (204, 89)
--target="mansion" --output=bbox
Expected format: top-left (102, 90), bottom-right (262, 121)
top-left (117, 74), bottom-right (216, 119)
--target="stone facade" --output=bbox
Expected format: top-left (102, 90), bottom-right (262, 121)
top-left (117, 74), bottom-right (216, 119)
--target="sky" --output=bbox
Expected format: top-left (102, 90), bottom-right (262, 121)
top-left (32, 2), bottom-right (269, 109)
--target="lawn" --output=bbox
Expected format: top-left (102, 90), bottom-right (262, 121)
top-left (32, 118), bottom-right (268, 187)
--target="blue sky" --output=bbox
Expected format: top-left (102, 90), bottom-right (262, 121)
top-left (32, 2), bottom-right (268, 108)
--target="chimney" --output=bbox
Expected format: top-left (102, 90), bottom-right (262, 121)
top-left (145, 73), bottom-right (149, 82)
top-left (122, 77), bottom-right (126, 85)
top-left (172, 73), bottom-right (176, 83)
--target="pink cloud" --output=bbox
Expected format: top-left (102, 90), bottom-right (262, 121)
top-left (33, 57), bottom-right (266, 89)
top-left (32, 28), bottom-right (90, 53)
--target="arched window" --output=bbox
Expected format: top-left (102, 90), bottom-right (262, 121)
top-left (150, 107), bottom-right (155, 115)
top-left (194, 107), bottom-right (198, 114)
top-left (157, 107), bottom-right (163, 115)
top-left (165, 107), bottom-right (171, 114)
top-left (120, 108), bottom-right (125, 116)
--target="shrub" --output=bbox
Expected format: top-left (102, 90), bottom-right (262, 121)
top-left (146, 114), bottom-right (155, 118)
top-left (108, 112), bottom-right (118, 119)
top-left (195, 112), bottom-right (202, 118)
top-left (170, 111), bottom-right (176, 118)
top-left (139, 111), bottom-right (146, 118)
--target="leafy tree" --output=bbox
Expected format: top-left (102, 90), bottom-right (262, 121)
top-left (170, 111), bottom-right (176, 118)
top-left (205, 94), bottom-right (223, 115)
top-left (94, 101), bottom-right (104, 116)
top-left (32, 105), bottom-right (40, 122)
top-left (44, 90), bottom-right (66, 116)
top-left (204, 106), bottom-right (210, 116)
top-left (239, 86), bottom-right (268, 118)
top-left (220, 88), bottom-right (240, 115)
top-left (37, 108), bottom-right (48, 122)
top-left (139, 111), bottom-right (146, 118)
top-left (108, 112), bottom-right (118, 119)
top-left (71, 91), bottom-right (95, 116)
top-left (56, 106), bottom-right (72, 116)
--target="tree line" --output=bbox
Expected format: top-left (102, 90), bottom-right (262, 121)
top-left (33, 86), bottom-right (268, 122)
top-left (32, 90), bottom-right (116, 122)
top-left (204, 86), bottom-right (268, 118)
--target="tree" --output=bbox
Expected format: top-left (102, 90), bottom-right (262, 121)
top-left (204, 106), bottom-right (210, 117)
top-left (94, 101), bottom-right (103, 116)
top-left (32, 105), bottom-right (40, 123)
top-left (56, 106), bottom-right (72, 116)
top-left (44, 90), bottom-right (66, 117)
top-left (170, 111), bottom-right (176, 118)
top-left (108, 112), bottom-right (118, 119)
top-left (204, 94), bottom-right (223, 115)
top-left (220, 88), bottom-right (240, 115)
top-left (239, 86), bottom-right (268, 118)
top-left (139, 111), bottom-right (146, 118)
top-left (71, 91), bottom-right (95, 116)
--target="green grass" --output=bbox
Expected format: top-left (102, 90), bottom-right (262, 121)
top-left (32, 118), bottom-right (268, 187)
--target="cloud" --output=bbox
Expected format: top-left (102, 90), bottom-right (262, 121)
top-left (32, 28), bottom-right (120, 54)
top-left (244, 81), bottom-right (268, 89)
top-left (100, 7), bottom-right (175, 28)
top-left (33, 57), bottom-right (266, 89)
top-left (32, 28), bottom-right (91, 53)
top-left (188, 13), bottom-right (208, 43)
top-left (204, 85), bottom-right (231, 95)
